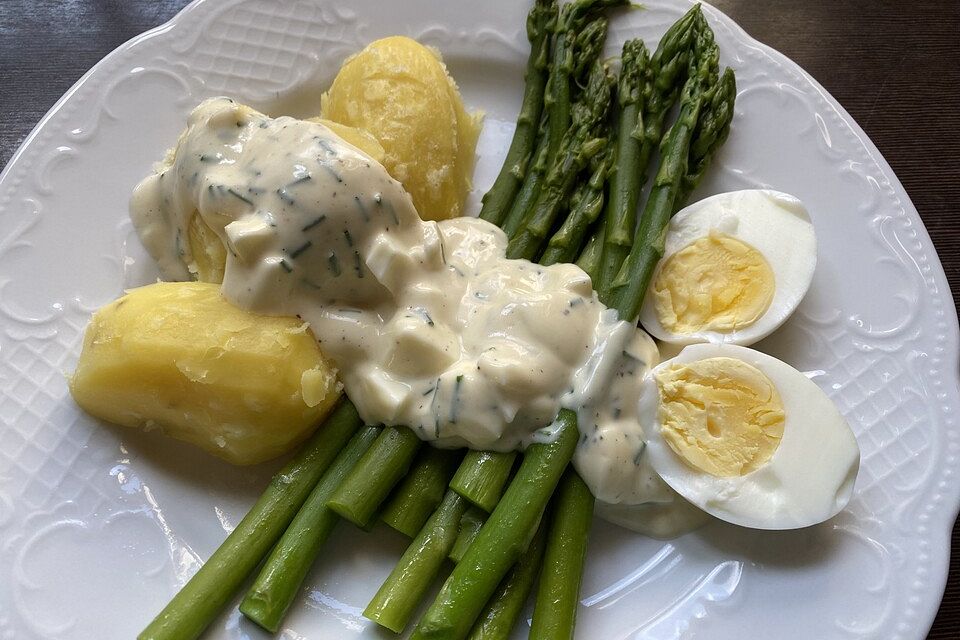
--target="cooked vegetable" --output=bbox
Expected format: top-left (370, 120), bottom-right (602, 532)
top-left (381, 446), bottom-right (464, 537)
top-left (596, 6), bottom-right (701, 299)
top-left (321, 36), bottom-right (482, 220)
top-left (137, 400), bottom-right (362, 640)
top-left (70, 281), bottom-right (340, 465)
top-left (540, 146), bottom-right (612, 266)
top-left (610, 18), bottom-right (735, 322)
top-left (410, 410), bottom-right (579, 640)
top-left (449, 450), bottom-right (517, 513)
top-left (449, 506), bottom-right (487, 563)
top-left (239, 424), bottom-right (381, 632)
top-left (326, 425), bottom-right (422, 528)
top-left (467, 516), bottom-right (547, 640)
top-left (594, 38), bottom-right (652, 296)
top-left (529, 470), bottom-right (594, 640)
top-left (506, 60), bottom-right (614, 260)
top-left (364, 489), bottom-right (468, 632)
top-left (478, 0), bottom-right (557, 225)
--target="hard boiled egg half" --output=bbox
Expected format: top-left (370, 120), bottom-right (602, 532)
top-left (639, 190), bottom-right (816, 346)
top-left (638, 343), bottom-right (859, 530)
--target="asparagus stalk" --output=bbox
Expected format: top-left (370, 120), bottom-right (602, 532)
top-left (239, 424), bottom-right (381, 632)
top-left (449, 450), bottom-right (517, 513)
top-left (326, 425), bottom-right (422, 529)
top-left (467, 517), bottom-right (548, 640)
top-left (609, 11), bottom-right (725, 322)
top-left (506, 61), bottom-right (614, 261)
top-left (479, 0), bottom-right (558, 225)
top-left (502, 2), bottom-right (619, 239)
top-left (529, 470), bottom-right (594, 640)
top-left (410, 410), bottom-right (579, 640)
top-left (381, 446), bottom-right (464, 537)
top-left (449, 506), bottom-right (487, 563)
top-left (364, 489), bottom-right (468, 633)
top-left (594, 39), bottom-right (651, 299)
top-left (544, 0), bottom-right (627, 167)
top-left (678, 66), bottom-right (737, 205)
top-left (501, 124), bottom-right (551, 238)
top-left (575, 219), bottom-right (605, 281)
top-left (540, 146), bottom-right (613, 266)
top-left (597, 7), bottom-right (702, 301)
top-left (137, 400), bottom-right (362, 640)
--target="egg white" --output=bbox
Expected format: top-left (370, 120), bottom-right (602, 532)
top-left (639, 189), bottom-right (817, 346)
top-left (638, 343), bottom-right (860, 530)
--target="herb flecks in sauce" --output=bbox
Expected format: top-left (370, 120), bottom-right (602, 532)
top-left (130, 98), bottom-right (668, 507)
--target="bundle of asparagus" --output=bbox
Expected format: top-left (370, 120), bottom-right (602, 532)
top-left (138, 2), bottom-right (735, 640)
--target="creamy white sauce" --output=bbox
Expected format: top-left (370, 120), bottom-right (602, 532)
top-left (131, 98), bottom-right (687, 526)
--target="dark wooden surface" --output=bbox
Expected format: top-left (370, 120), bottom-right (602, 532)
top-left (1, 0), bottom-right (957, 637)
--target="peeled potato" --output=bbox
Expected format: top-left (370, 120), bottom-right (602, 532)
top-left (70, 282), bottom-right (341, 464)
top-left (321, 35), bottom-right (482, 220)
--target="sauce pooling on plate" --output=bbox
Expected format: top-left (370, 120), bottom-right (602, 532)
top-left (131, 97), bottom-right (679, 517)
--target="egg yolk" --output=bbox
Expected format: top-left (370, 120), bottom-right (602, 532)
top-left (652, 231), bottom-right (775, 334)
top-left (655, 357), bottom-right (785, 477)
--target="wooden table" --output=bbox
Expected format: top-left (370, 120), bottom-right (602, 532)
top-left (1, 0), bottom-right (957, 637)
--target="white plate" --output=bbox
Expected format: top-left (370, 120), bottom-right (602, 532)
top-left (0, 0), bottom-right (957, 638)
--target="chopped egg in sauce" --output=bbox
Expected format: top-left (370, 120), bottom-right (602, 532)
top-left (130, 98), bottom-right (677, 524)
top-left (131, 99), bottom-right (859, 536)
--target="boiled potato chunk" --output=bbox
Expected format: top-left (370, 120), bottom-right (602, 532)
top-left (321, 35), bottom-right (482, 221)
top-left (70, 282), bottom-right (341, 464)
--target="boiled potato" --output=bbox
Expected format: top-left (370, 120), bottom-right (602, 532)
top-left (70, 282), bottom-right (341, 464)
top-left (321, 36), bottom-right (482, 220)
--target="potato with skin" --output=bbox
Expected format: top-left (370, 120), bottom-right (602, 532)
top-left (70, 282), bottom-right (341, 464)
top-left (321, 35), bottom-right (482, 221)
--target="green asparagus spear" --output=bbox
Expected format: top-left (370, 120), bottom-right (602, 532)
top-left (381, 446), bottom-right (464, 537)
top-left (529, 470), bottom-right (594, 640)
top-left (137, 400), bottom-right (362, 640)
top-left (467, 517), bottom-right (548, 640)
top-left (449, 450), bottom-right (517, 513)
top-left (410, 410), bottom-right (579, 640)
top-left (594, 39), bottom-right (651, 300)
top-left (541, 146), bottom-right (613, 266)
top-left (507, 61), bottom-right (614, 260)
top-left (597, 7), bottom-right (702, 301)
top-left (449, 506), bottom-right (487, 563)
top-left (501, 123), bottom-right (552, 238)
top-left (364, 489), bottom-right (468, 633)
top-left (576, 219), bottom-right (606, 282)
top-left (678, 66), bottom-right (737, 205)
top-left (326, 425), bottom-right (422, 529)
top-left (504, 1), bottom-right (622, 239)
top-left (544, 0), bottom-right (627, 167)
top-left (239, 424), bottom-right (381, 632)
top-left (479, 0), bottom-right (558, 225)
top-left (609, 12), bottom-right (724, 323)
